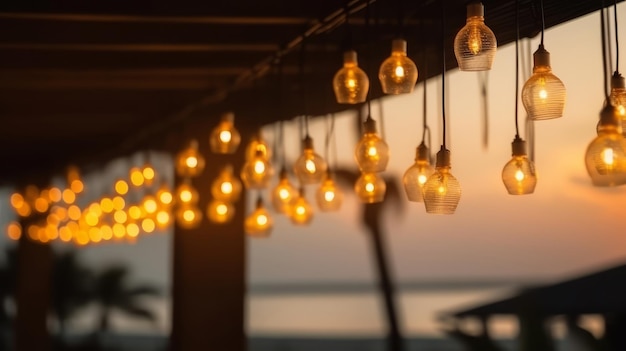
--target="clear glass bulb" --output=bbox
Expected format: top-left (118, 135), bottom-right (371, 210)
top-left (245, 198), bottom-right (273, 238)
top-left (333, 50), bottom-right (369, 104)
top-left (522, 45), bottom-right (566, 120)
top-left (175, 140), bottom-right (205, 178)
top-left (211, 165), bottom-right (242, 202)
top-left (354, 172), bottom-right (386, 204)
top-left (175, 180), bottom-right (199, 205)
top-left (355, 118), bottom-right (389, 173)
top-left (610, 72), bottom-right (626, 135)
top-left (453, 2), bottom-right (497, 71)
top-left (402, 143), bottom-right (434, 202)
top-left (316, 171), bottom-right (343, 212)
top-left (245, 131), bottom-right (272, 161)
top-left (207, 199), bottom-right (235, 224)
top-left (271, 168), bottom-right (298, 214)
top-left (241, 150), bottom-right (273, 189)
top-left (379, 39), bottom-right (418, 95)
top-left (210, 112), bottom-right (241, 154)
top-left (294, 136), bottom-right (327, 184)
top-left (175, 204), bottom-right (202, 229)
top-left (501, 138), bottom-right (537, 195)
top-left (585, 104), bottom-right (626, 186)
top-left (423, 148), bottom-right (461, 214)
top-left (289, 191), bottom-right (314, 225)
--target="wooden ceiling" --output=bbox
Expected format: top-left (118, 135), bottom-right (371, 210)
top-left (0, 0), bottom-right (618, 185)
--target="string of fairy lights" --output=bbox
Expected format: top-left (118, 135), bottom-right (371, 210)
top-left (6, 1), bottom-right (626, 244)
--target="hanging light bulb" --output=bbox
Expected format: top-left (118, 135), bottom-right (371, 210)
top-left (502, 137), bottom-right (537, 195)
top-left (129, 167), bottom-right (145, 187)
top-left (379, 39), bottom-right (418, 95)
top-left (294, 136), bottom-right (327, 184)
top-left (156, 183), bottom-right (174, 208)
top-left (316, 170), bottom-right (343, 212)
top-left (522, 45), bottom-right (566, 120)
top-left (453, 2), bottom-right (497, 71)
top-left (610, 72), bottom-right (626, 135)
top-left (207, 199), bottom-right (235, 224)
top-left (241, 150), bottom-right (273, 189)
top-left (423, 147), bottom-right (461, 214)
top-left (141, 162), bottom-right (156, 186)
top-left (585, 103), bottom-right (626, 186)
top-left (210, 112), bottom-right (241, 154)
top-left (271, 168), bottom-right (298, 213)
top-left (245, 197), bottom-right (273, 238)
top-left (333, 50), bottom-right (369, 104)
top-left (355, 118), bottom-right (389, 173)
top-left (354, 172), bottom-right (386, 204)
top-left (289, 189), bottom-right (314, 225)
top-left (175, 205), bottom-right (202, 229)
top-left (211, 165), bottom-right (242, 202)
top-left (245, 130), bottom-right (272, 161)
top-left (175, 179), bottom-right (199, 205)
top-left (175, 140), bottom-right (205, 177)
top-left (402, 142), bottom-right (434, 202)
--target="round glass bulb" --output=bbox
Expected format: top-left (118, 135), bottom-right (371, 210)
top-left (245, 132), bottom-right (272, 161)
top-left (379, 39), bottom-right (418, 95)
top-left (355, 119), bottom-right (389, 173)
top-left (241, 150), bottom-right (273, 189)
top-left (175, 180), bottom-right (199, 205)
top-left (585, 104), bottom-right (626, 186)
top-left (211, 165), bottom-right (242, 202)
top-left (210, 112), bottom-right (241, 154)
top-left (207, 199), bottom-right (235, 224)
top-left (175, 205), bottom-right (202, 229)
top-left (453, 2), bottom-right (497, 71)
top-left (156, 183), bottom-right (174, 208)
top-left (354, 172), bottom-right (386, 204)
top-left (271, 169), bottom-right (298, 214)
top-left (316, 173), bottom-right (343, 212)
top-left (402, 143), bottom-right (434, 202)
top-left (175, 140), bottom-right (205, 177)
top-left (522, 45), bottom-right (566, 120)
top-left (423, 148), bottom-right (461, 214)
top-left (610, 72), bottom-right (626, 135)
top-left (245, 198), bottom-right (273, 238)
top-left (501, 138), bottom-right (537, 195)
top-left (294, 137), bottom-right (327, 185)
top-left (333, 50), bottom-right (369, 104)
top-left (289, 193), bottom-right (314, 225)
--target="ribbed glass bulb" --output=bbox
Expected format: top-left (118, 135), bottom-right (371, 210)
top-left (402, 143), bottom-right (434, 202)
top-left (316, 171), bottom-right (343, 212)
top-left (333, 50), bottom-right (369, 104)
top-left (207, 199), bottom-right (235, 224)
top-left (585, 104), bottom-right (626, 186)
top-left (211, 165), bottom-right (242, 202)
top-left (245, 198), bottom-right (273, 238)
top-left (355, 118), bottom-right (389, 173)
top-left (175, 140), bottom-right (205, 178)
top-left (271, 168), bottom-right (298, 214)
top-left (501, 137), bottom-right (537, 195)
top-left (423, 148), bottom-right (461, 214)
top-left (289, 190), bottom-right (314, 225)
top-left (245, 131), bottom-right (272, 161)
top-left (379, 39), bottom-right (418, 95)
top-left (210, 112), bottom-right (241, 154)
top-left (453, 2), bottom-right (497, 71)
top-left (354, 172), bottom-right (386, 204)
top-left (175, 180), bottom-right (199, 205)
top-left (175, 204), bottom-right (202, 229)
top-left (522, 45), bottom-right (566, 120)
top-left (294, 136), bottom-right (327, 184)
top-left (610, 72), bottom-right (626, 135)
top-left (240, 150), bottom-right (273, 189)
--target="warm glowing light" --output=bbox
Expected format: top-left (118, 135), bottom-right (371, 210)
top-left (101, 225), bottom-right (113, 241)
top-left (423, 148), bottom-right (462, 214)
top-left (294, 136), bottom-right (327, 184)
top-left (355, 119), bottom-right (389, 172)
top-left (128, 205), bottom-right (143, 220)
top-left (271, 169), bottom-right (298, 213)
top-left (355, 172), bottom-right (386, 203)
top-left (10, 193), bottom-right (25, 209)
top-left (62, 189), bottom-right (76, 204)
top-left (7, 222), bottom-right (21, 241)
top-left (112, 196), bottom-right (126, 210)
top-left (365, 183), bottom-right (375, 193)
top-left (142, 218), bottom-right (156, 233)
top-left (126, 223), bottom-right (140, 237)
top-left (289, 193), bottom-right (313, 225)
top-left (49, 188), bottom-right (62, 203)
top-left (219, 130), bottom-right (232, 143)
top-left (16, 203), bottom-right (32, 217)
top-left (515, 169), bottom-right (525, 182)
top-left (256, 214), bottom-right (268, 226)
top-left (394, 66), bottom-right (405, 77)
top-left (241, 150), bottom-right (273, 189)
top-left (279, 189), bottom-right (290, 199)
top-left (88, 227), bottom-right (101, 243)
top-left (142, 165), bottom-right (155, 183)
top-left (185, 156), bottom-right (198, 168)
top-left (113, 223), bottom-right (126, 238)
top-left (176, 181), bottom-right (198, 205)
top-left (379, 39), bottom-right (418, 94)
top-left (175, 205), bottom-right (202, 229)
top-left (585, 104), bottom-right (626, 186)
top-left (156, 210), bottom-right (170, 227)
top-left (85, 212), bottom-right (99, 227)
top-left (89, 203), bottom-right (102, 216)
top-left (245, 132), bottom-right (272, 161)
top-left (68, 205), bottom-right (82, 221)
top-left (522, 45), bottom-right (566, 120)
top-left (454, 2), bottom-right (497, 71)
top-left (115, 180), bottom-right (129, 195)
top-left (207, 200), bottom-right (235, 224)
top-left (245, 198), bottom-right (273, 237)
top-left (34, 197), bottom-right (49, 213)
top-left (70, 179), bottom-right (84, 194)
top-left (130, 167), bottom-right (145, 187)
top-left (59, 226), bottom-right (72, 242)
top-left (210, 112), bottom-right (241, 154)
top-left (176, 140), bottom-right (205, 177)
top-left (143, 196), bottom-right (158, 214)
top-left (254, 160), bottom-right (266, 174)
top-left (114, 210), bottom-right (128, 224)
top-left (100, 198), bottom-right (114, 213)
top-left (333, 50), bottom-right (369, 104)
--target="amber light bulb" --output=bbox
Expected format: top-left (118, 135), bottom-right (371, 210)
top-left (354, 172), bottom-right (386, 204)
top-left (211, 165), bottom-right (242, 202)
top-left (423, 147), bottom-right (461, 214)
top-left (156, 183), bottom-right (174, 208)
top-left (210, 112), bottom-right (241, 154)
top-left (453, 2), bottom-right (497, 71)
top-left (333, 50), bottom-right (369, 104)
top-left (289, 189), bottom-right (314, 226)
top-left (175, 205), bottom-right (203, 230)
top-left (129, 167), bottom-right (145, 187)
top-left (585, 103), bottom-right (626, 186)
top-left (293, 136), bottom-right (327, 185)
top-left (207, 199), bottom-right (235, 224)
top-left (241, 150), bottom-right (273, 189)
top-left (379, 39), bottom-right (418, 95)
top-left (271, 168), bottom-right (298, 214)
top-left (175, 179), bottom-right (199, 205)
top-left (316, 170), bottom-right (343, 212)
top-left (141, 163), bottom-right (156, 186)
top-left (502, 137), bottom-right (537, 195)
top-left (522, 45), bottom-right (566, 120)
top-left (402, 143), bottom-right (434, 202)
top-left (610, 72), bottom-right (626, 135)
top-left (355, 118), bottom-right (389, 173)
top-left (245, 197), bottom-right (273, 238)
top-left (175, 140), bottom-right (205, 177)
top-left (245, 130), bottom-right (272, 161)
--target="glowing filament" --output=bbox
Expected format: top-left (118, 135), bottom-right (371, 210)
top-left (602, 148), bottom-right (615, 166)
top-left (515, 169), bottom-right (525, 182)
top-left (185, 156), bottom-right (198, 168)
top-left (219, 130), bottom-right (232, 143)
top-left (180, 190), bottom-right (193, 203)
top-left (257, 214), bottom-right (268, 226)
top-left (305, 159), bottom-right (316, 173)
top-left (254, 161), bottom-right (266, 174)
top-left (279, 189), bottom-right (290, 199)
top-left (183, 209), bottom-right (196, 222)
top-left (418, 174), bottom-right (428, 185)
top-left (367, 146), bottom-right (378, 157)
top-left (365, 182), bottom-right (375, 193)
top-left (394, 65), bottom-right (405, 78)
top-left (324, 191), bottom-right (335, 202)
top-left (216, 204), bottom-right (228, 215)
top-left (221, 182), bottom-right (233, 194)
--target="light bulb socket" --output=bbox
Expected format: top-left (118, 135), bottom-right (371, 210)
top-left (279, 167), bottom-right (288, 179)
top-left (189, 139), bottom-right (199, 149)
top-left (598, 103), bottom-right (621, 129)
top-left (533, 44), bottom-right (551, 68)
top-left (391, 39), bottom-right (407, 54)
top-left (255, 196), bottom-right (264, 209)
top-left (511, 137), bottom-right (527, 156)
top-left (302, 135), bottom-right (314, 150)
top-left (254, 149), bottom-right (264, 158)
top-left (363, 117), bottom-right (377, 134)
top-left (467, 2), bottom-right (484, 18)
top-left (435, 147), bottom-right (451, 167)
top-left (222, 164), bottom-right (234, 174)
top-left (416, 142), bottom-right (430, 161)
top-left (344, 50), bottom-right (358, 65)
top-left (611, 71), bottom-right (626, 89)
top-left (221, 112), bottom-right (235, 123)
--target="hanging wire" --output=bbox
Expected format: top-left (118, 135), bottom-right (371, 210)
top-left (396, 0), bottom-right (405, 37)
top-left (478, 71), bottom-right (490, 149)
top-left (602, 1), bottom-right (611, 98)
top-left (514, 0), bottom-right (521, 138)
top-left (613, 0), bottom-right (620, 73)
top-left (364, 0), bottom-right (373, 122)
top-left (422, 63), bottom-right (428, 143)
top-left (299, 38), bottom-right (310, 136)
top-left (324, 114), bottom-right (338, 169)
top-left (539, 0), bottom-right (545, 45)
top-left (441, 0), bottom-right (447, 149)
